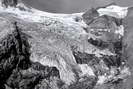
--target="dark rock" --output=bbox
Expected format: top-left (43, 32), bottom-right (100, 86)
top-left (113, 39), bottom-right (122, 54)
top-left (34, 77), bottom-right (64, 89)
top-left (82, 8), bottom-right (99, 25)
top-left (88, 38), bottom-right (109, 49)
top-left (82, 7), bottom-right (122, 27)
top-left (2, 0), bottom-right (18, 7)
top-left (68, 76), bottom-right (97, 89)
top-left (84, 14), bottom-right (122, 53)
top-left (73, 51), bottom-right (95, 64)
top-left (0, 22), bottom-right (61, 89)
top-left (88, 37), bottom-right (123, 67)
top-left (102, 55), bottom-right (122, 68)
top-left (0, 22), bottom-right (31, 88)
top-left (88, 15), bottom-right (122, 29)
top-left (7, 62), bottom-right (60, 89)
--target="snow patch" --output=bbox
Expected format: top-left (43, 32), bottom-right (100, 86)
top-left (78, 64), bottom-right (95, 76)
top-left (115, 25), bottom-right (124, 37)
top-left (97, 5), bottom-right (128, 18)
top-left (97, 75), bottom-right (107, 84)
top-left (121, 67), bottom-right (131, 77)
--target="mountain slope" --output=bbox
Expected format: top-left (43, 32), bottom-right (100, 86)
top-left (0, 0), bottom-right (131, 89)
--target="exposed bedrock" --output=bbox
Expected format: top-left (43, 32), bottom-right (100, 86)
top-left (0, 18), bottom-right (61, 89)
top-left (0, 21), bottom-right (31, 88)
top-left (1, 0), bottom-right (18, 7)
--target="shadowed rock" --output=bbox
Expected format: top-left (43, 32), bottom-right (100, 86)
top-left (0, 22), bottom-right (31, 88)
top-left (0, 20), bottom-right (61, 89)
top-left (2, 0), bottom-right (18, 7)
top-left (73, 51), bottom-right (95, 64)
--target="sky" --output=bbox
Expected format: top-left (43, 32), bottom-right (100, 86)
top-left (23, 0), bottom-right (133, 13)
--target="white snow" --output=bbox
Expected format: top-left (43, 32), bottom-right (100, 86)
top-left (120, 67), bottom-right (131, 76)
top-left (0, 3), bottom-right (128, 39)
top-left (0, 2), bottom-right (131, 86)
top-left (115, 25), bottom-right (124, 36)
top-left (97, 5), bottom-right (128, 18)
top-left (0, 2), bottom-right (84, 23)
top-left (78, 64), bottom-right (95, 76)
top-left (0, 2), bottom-right (128, 26)
top-left (97, 75), bottom-right (107, 84)
top-left (0, 3), bottom-right (88, 38)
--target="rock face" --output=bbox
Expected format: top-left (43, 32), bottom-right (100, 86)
top-left (0, 1), bottom-right (131, 89)
top-left (1, 0), bottom-right (18, 7)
